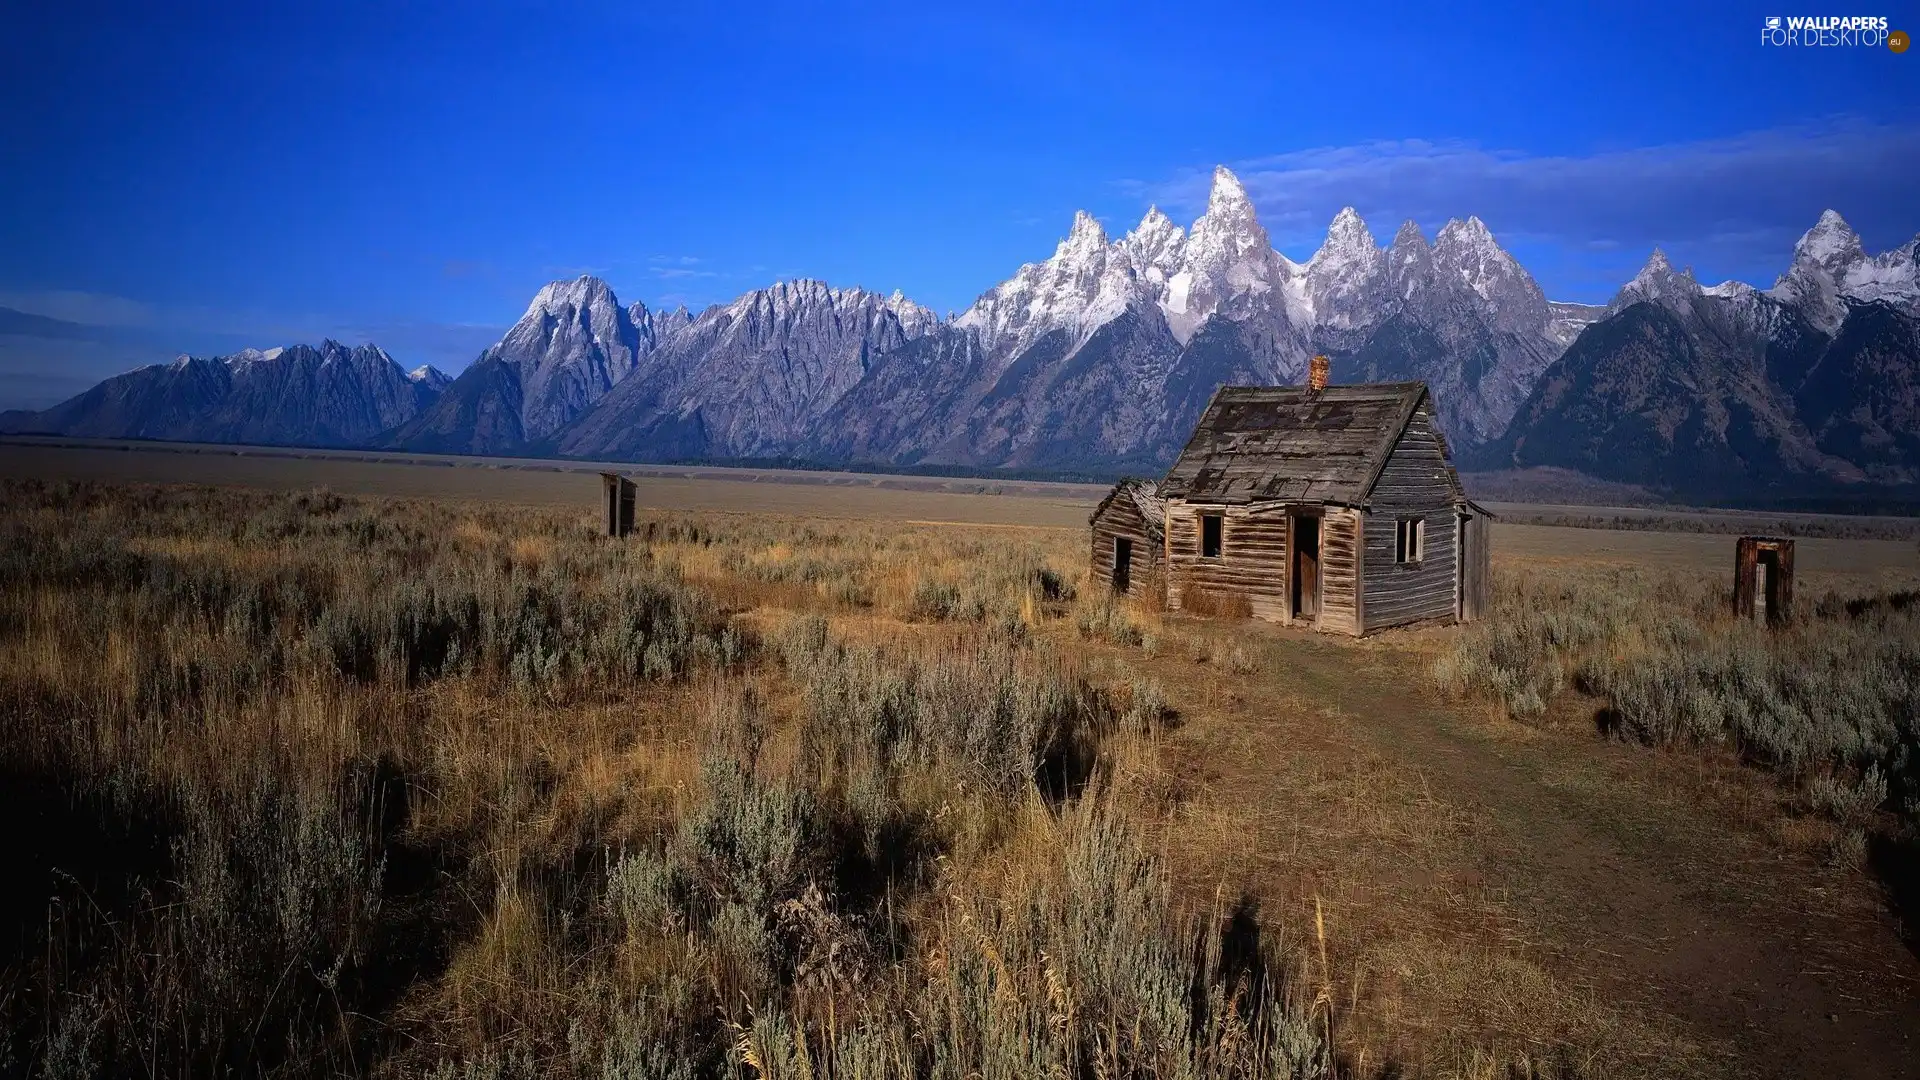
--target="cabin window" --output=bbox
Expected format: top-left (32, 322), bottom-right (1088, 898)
top-left (1395, 517), bottom-right (1424, 564)
top-left (1200, 514), bottom-right (1223, 558)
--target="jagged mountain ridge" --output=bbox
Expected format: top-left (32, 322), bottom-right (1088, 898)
top-left (1480, 211), bottom-right (1920, 498)
top-left (2, 168), bottom-right (1598, 470)
top-left (1321, 212), bottom-right (1577, 445)
top-left (382, 277), bottom-right (691, 454)
top-left (9, 169), bottom-right (1915, 502)
top-left (544, 280), bottom-right (939, 461)
top-left (547, 167), bottom-right (1584, 469)
top-left (0, 341), bottom-right (446, 447)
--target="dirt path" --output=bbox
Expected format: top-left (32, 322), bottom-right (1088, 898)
top-left (1088, 624), bottom-right (1920, 1078)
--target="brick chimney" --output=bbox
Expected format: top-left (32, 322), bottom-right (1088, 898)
top-left (1307, 354), bottom-right (1330, 393)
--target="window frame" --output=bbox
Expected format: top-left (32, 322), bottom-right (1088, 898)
top-left (1394, 517), bottom-right (1425, 565)
top-left (1200, 513), bottom-right (1224, 559)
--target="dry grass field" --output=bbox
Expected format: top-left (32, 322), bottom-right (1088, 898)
top-left (1, 444), bottom-right (1918, 1079)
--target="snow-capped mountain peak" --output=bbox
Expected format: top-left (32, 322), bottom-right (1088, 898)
top-left (1135, 205), bottom-right (1179, 240)
top-left (1843, 235), bottom-right (1919, 308)
top-left (955, 208), bottom-right (1139, 354)
top-left (1061, 209), bottom-right (1109, 256)
top-left (1428, 215), bottom-right (1543, 323)
top-left (885, 289), bottom-right (939, 336)
top-left (408, 364), bottom-right (452, 390)
top-left (1767, 209), bottom-right (1913, 331)
top-left (1390, 219), bottom-right (1429, 252)
top-left (1386, 221), bottom-right (1434, 300)
top-left (1437, 214), bottom-right (1494, 243)
top-left (1612, 247), bottom-right (1701, 311)
top-left (1315, 207), bottom-right (1377, 264)
top-left (477, 275), bottom-right (656, 439)
top-left (1161, 166), bottom-right (1296, 343)
top-left (1204, 165), bottom-right (1255, 220)
top-left (1793, 209), bottom-right (1866, 275)
top-left (1433, 216), bottom-right (1501, 269)
top-left (224, 346), bottom-right (287, 369)
top-left (1300, 208), bottom-right (1387, 331)
top-left (1188, 167), bottom-right (1270, 255)
top-left (522, 274), bottom-right (620, 320)
top-left (1121, 206), bottom-right (1186, 286)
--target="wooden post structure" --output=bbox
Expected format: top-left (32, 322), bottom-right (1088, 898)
top-left (601, 472), bottom-right (636, 538)
top-left (1733, 536), bottom-right (1794, 626)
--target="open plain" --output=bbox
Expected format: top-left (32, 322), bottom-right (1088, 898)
top-left (1, 440), bottom-right (1917, 1079)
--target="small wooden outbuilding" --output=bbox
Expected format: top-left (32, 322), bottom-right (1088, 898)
top-left (1733, 535), bottom-right (1794, 626)
top-left (601, 472), bottom-right (637, 538)
top-left (1090, 370), bottom-right (1491, 635)
top-left (1089, 478), bottom-right (1165, 597)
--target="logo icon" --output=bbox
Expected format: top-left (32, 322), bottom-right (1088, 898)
top-left (1765, 16), bottom-right (1781, 29)
top-left (1893, 28), bottom-right (1911, 52)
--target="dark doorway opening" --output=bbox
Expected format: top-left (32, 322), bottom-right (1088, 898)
top-left (1292, 514), bottom-right (1320, 622)
top-left (1113, 537), bottom-right (1132, 594)
top-left (1756, 551), bottom-right (1773, 623)
top-left (1733, 536), bottom-right (1795, 626)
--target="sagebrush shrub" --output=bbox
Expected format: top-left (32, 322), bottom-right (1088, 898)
top-left (1439, 563), bottom-right (1920, 836)
top-left (0, 481), bottom-right (1324, 1079)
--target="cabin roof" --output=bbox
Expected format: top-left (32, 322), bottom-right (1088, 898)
top-left (1160, 382), bottom-right (1440, 505)
top-left (1090, 477), bottom-right (1166, 542)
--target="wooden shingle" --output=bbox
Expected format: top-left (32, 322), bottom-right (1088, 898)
top-left (1160, 383), bottom-right (1430, 505)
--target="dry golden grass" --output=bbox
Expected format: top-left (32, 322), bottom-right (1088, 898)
top-left (0, 480), bottom-right (1326, 1079)
top-left (3, 476), bottom-right (1912, 1080)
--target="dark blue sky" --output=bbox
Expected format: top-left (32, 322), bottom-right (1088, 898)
top-left (2, 1), bottom-right (1915, 405)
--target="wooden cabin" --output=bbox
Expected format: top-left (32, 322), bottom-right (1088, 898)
top-left (1089, 478), bottom-right (1165, 597)
top-left (1143, 371), bottom-right (1490, 635)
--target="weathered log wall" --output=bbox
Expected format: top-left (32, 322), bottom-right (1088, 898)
top-left (1090, 496), bottom-right (1160, 596)
top-left (1318, 508), bottom-right (1363, 635)
top-left (1166, 502), bottom-right (1364, 633)
top-left (1360, 407), bottom-right (1459, 630)
top-left (1167, 503), bottom-right (1289, 621)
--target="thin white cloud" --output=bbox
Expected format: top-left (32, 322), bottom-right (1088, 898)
top-left (0, 289), bottom-right (160, 328)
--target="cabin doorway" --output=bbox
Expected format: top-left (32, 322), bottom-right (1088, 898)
top-left (1112, 537), bottom-right (1132, 594)
top-left (1291, 514), bottom-right (1320, 622)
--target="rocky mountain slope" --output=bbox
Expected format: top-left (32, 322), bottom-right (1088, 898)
top-left (0, 341), bottom-right (445, 447)
top-left (543, 280), bottom-right (937, 461)
top-left (1479, 212), bottom-right (1920, 499)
